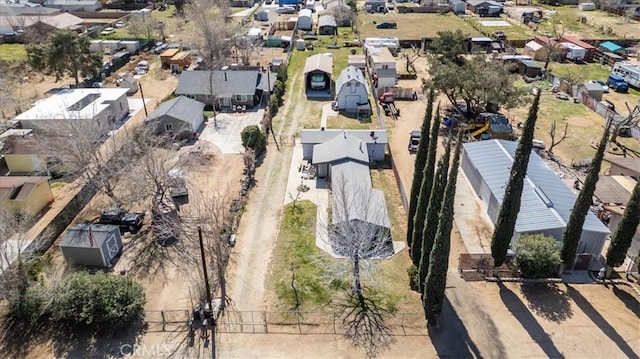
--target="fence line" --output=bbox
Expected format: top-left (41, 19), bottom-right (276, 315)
top-left (144, 310), bottom-right (427, 336)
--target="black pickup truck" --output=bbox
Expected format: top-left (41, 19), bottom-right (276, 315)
top-left (98, 208), bottom-right (144, 233)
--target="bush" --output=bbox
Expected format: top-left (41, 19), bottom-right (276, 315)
top-left (51, 272), bottom-right (145, 327)
top-left (241, 125), bottom-right (266, 154)
top-left (9, 286), bottom-right (47, 323)
top-left (515, 234), bottom-right (561, 278)
top-left (407, 264), bottom-right (419, 292)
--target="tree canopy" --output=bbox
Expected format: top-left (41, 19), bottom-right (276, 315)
top-left (425, 31), bottom-right (528, 118)
top-left (515, 234), bottom-right (561, 278)
top-left (26, 30), bottom-right (101, 86)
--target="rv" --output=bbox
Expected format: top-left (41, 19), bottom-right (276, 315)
top-left (364, 37), bottom-right (400, 54)
top-left (613, 61), bottom-right (640, 88)
top-left (560, 42), bottom-right (586, 62)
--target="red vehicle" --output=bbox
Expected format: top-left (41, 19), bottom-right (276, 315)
top-left (379, 92), bottom-right (394, 104)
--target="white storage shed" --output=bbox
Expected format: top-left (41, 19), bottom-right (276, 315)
top-left (298, 9), bottom-right (313, 31)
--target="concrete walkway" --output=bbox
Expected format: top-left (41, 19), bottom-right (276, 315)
top-left (453, 170), bottom-right (496, 254)
top-left (199, 110), bottom-right (263, 154)
top-left (320, 103), bottom-right (337, 129)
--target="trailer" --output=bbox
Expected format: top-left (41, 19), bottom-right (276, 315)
top-left (560, 42), bottom-right (586, 62)
top-left (613, 61), bottom-right (640, 88)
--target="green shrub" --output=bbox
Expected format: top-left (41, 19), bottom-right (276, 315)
top-left (51, 272), bottom-right (145, 327)
top-left (407, 264), bottom-right (419, 292)
top-left (515, 234), bottom-right (561, 278)
top-left (9, 286), bottom-right (47, 323)
top-left (241, 125), bottom-right (266, 154)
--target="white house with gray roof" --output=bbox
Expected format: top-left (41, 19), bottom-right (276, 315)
top-left (335, 66), bottom-right (370, 113)
top-left (300, 129), bottom-right (387, 168)
top-left (144, 96), bottom-right (205, 136)
top-left (462, 140), bottom-right (610, 269)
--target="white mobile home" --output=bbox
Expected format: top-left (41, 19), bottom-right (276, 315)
top-left (613, 61), bottom-right (640, 88)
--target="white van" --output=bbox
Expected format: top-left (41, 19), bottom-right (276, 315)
top-left (168, 168), bottom-right (188, 197)
top-left (135, 60), bottom-right (149, 75)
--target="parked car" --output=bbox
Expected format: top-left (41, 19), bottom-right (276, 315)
top-left (153, 42), bottom-right (168, 54)
top-left (276, 6), bottom-right (296, 14)
top-left (98, 208), bottom-right (144, 233)
top-left (100, 27), bottom-right (115, 36)
top-left (588, 79), bottom-right (609, 93)
top-left (114, 21), bottom-right (127, 28)
top-left (135, 60), bottom-right (149, 75)
top-left (387, 0), bottom-right (395, 9)
top-left (408, 130), bottom-right (421, 153)
top-left (607, 74), bottom-right (629, 93)
top-left (376, 21), bottom-right (397, 29)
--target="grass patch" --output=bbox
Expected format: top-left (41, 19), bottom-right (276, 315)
top-left (326, 115), bottom-right (372, 129)
top-left (269, 201), bottom-right (334, 310)
top-left (467, 17), bottom-right (535, 40)
top-left (0, 44), bottom-right (28, 63)
top-left (359, 12), bottom-right (482, 39)
top-left (547, 62), bottom-right (611, 82)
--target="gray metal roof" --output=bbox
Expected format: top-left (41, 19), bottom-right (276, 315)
top-left (303, 54), bottom-right (333, 76)
top-left (331, 161), bottom-right (390, 228)
top-left (256, 72), bottom-right (278, 92)
top-left (605, 157), bottom-right (640, 174)
top-left (145, 96), bottom-right (205, 128)
top-left (300, 129), bottom-right (388, 145)
top-left (175, 70), bottom-right (262, 97)
top-left (318, 15), bottom-right (337, 28)
top-left (467, 0), bottom-right (502, 7)
top-left (0, 4), bottom-right (61, 16)
top-left (594, 176), bottom-right (632, 204)
top-left (335, 66), bottom-right (369, 93)
top-left (463, 139), bottom-right (610, 234)
top-left (312, 131), bottom-right (370, 164)
top-left (60, 224), bottom-right (119, 249)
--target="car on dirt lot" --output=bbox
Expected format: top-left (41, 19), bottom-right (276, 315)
top-left (408, 130), bottom-right (421, 153)
top-left (276, 6), bottom-right (295, 14)
top-left (98, 208), bottom-right (144, 233)
top-left (376, 21), bottom-right (397, 29)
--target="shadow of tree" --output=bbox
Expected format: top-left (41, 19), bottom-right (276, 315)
top-left (521, 283), bottom-right (573, 323)
top-left (566, 285), bottom-right (639, 359)
top-left (428, 296), bottom-right (489, 359)
top-left (611, 285), bottom-right (640, 320)
top-left (498, 282), bottom-right (565, 359)
top-left (0, 317), bottom-right (147, 359)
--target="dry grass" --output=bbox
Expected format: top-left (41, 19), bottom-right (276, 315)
top-left (359, 12), bottom-right (482, 40)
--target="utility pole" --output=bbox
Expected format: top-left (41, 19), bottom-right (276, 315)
top-left (198, 226), bottom-right (215, 359)
top-left (139, 83), bottom-right (148, 117)
top-left (266, 66), bottom-right (280, 151)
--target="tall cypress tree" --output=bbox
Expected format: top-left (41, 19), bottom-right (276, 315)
top-left (407, 89), bottom-right (436, 248)
top-left (606, 180), bottom-right (640, 275)
top-left (417, 133), bottom-right (452, 289)
top-left (561, 123), bottom-right (610, 270)
top-left (423, 131), bottom-right (463, 325)
top-left (410, 109), bottom-right (441, 264)
top-left (491, 90), bottom-right (541, 269)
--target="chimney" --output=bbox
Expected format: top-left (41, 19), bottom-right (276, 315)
top-left (370, 131), bottom-right (374, 137)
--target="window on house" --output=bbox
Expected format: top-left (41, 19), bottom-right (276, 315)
top-left (382, 65), bottom-right (389, 69)
top-left (165, 124), bottom-right (173, 131)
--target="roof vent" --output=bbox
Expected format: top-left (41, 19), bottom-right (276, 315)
top-left (534, 186), bottom-right (554, 208)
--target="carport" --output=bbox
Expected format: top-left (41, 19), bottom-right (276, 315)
top-left (304, 54), bottom-right (333, 99)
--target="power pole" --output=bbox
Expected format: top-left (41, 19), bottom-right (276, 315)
top-left (139, 83), bottom-right (148, 117)
top-left (197, 226), bottom-right (215, 359)
top-left (266, 66), bottom-right (280, 151)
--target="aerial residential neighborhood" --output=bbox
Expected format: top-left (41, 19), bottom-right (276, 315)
top-left (0, 0), bottom-right (639, 358)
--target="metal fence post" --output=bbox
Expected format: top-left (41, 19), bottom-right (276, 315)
top-left (264, 311), bottom-right (268, 333)
top-left (401, 313), bottom-right (406, 336)
top-left (161, 310), bottom-right (166, 332)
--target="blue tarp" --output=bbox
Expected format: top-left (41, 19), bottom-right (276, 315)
top-left (599, 41), bottom-right (624, 53)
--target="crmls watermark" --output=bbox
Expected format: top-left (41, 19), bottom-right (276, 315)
top-left (120, 344), bottom-right (173, 357)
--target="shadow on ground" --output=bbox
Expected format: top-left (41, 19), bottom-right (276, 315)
top-left (566, 284), bottom-right (639, 359)
top-left (428, 296), bottom-right (484, 358)
top-left (521, 283), bottom-right (573, 323)
top-left (498, 282), bottom-right (565, 358)
top-left (0, 317), bottom-right (147, 359)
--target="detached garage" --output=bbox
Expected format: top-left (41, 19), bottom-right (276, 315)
top-left (461, 140), bottom-right (610, 269)
top-left (335, 66), bottom-right (370, 114)
top-left (304, 53), bottom-right (333, 98)
top-left (59, 224), bottom-right (122, 268)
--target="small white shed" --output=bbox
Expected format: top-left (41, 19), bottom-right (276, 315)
top-left (298, 9), bottom-right (313, 31)
top-left (336, 66), bottom-right (370, 112)
top-left (59, 224), bottom-right (122, 268)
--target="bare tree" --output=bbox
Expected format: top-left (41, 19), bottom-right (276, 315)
top-left (328, 172), bottom-right (396, 357)
top-left (0, 208), bottom-right (38, 300)
top-left (405, 45), bottom-right (421, 73)
top-left (610, 100), bottom-right (640, 144)
top-left (547, 120), bottom-right (569, 155)
top-left (127, 13), bottom-right (156, 40)
top-left (234, 35), bottom-right (261, 66)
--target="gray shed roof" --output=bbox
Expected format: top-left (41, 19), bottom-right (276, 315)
top-left (303, 54), bottom-right (333, 76)
top-left (145, 96), bottom-right (205, 128)
top-left (331, 161), bottom-right (390, 228)
top-left (467, 0), bottom-right (502, 7)
top-left (463, 140), bottom-right (610, 234)
top-left (60, 224), bottom-right (120, 249)
top-left (300, 129), bottom-right (388, 145)
top-left (312, 131), bottom-right (370, 164)
top-left (594, 176), bottom-right (632, 204)
top-left (605, 158), bottom-right (640, 174)
top-left (175, 70), bottom-right (263, 97)
top-left (336, 66), bottom-right (369, 93)
top-left (318, 15), bottom-right (337, 28)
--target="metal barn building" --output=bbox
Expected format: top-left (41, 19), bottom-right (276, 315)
top-left (461, 140), bottom-right (610, 269)
top-left (59, 224), bottom-right (123, 268)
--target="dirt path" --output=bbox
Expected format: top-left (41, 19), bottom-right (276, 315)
top-left (227, 71), bottom-right (303, 311)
